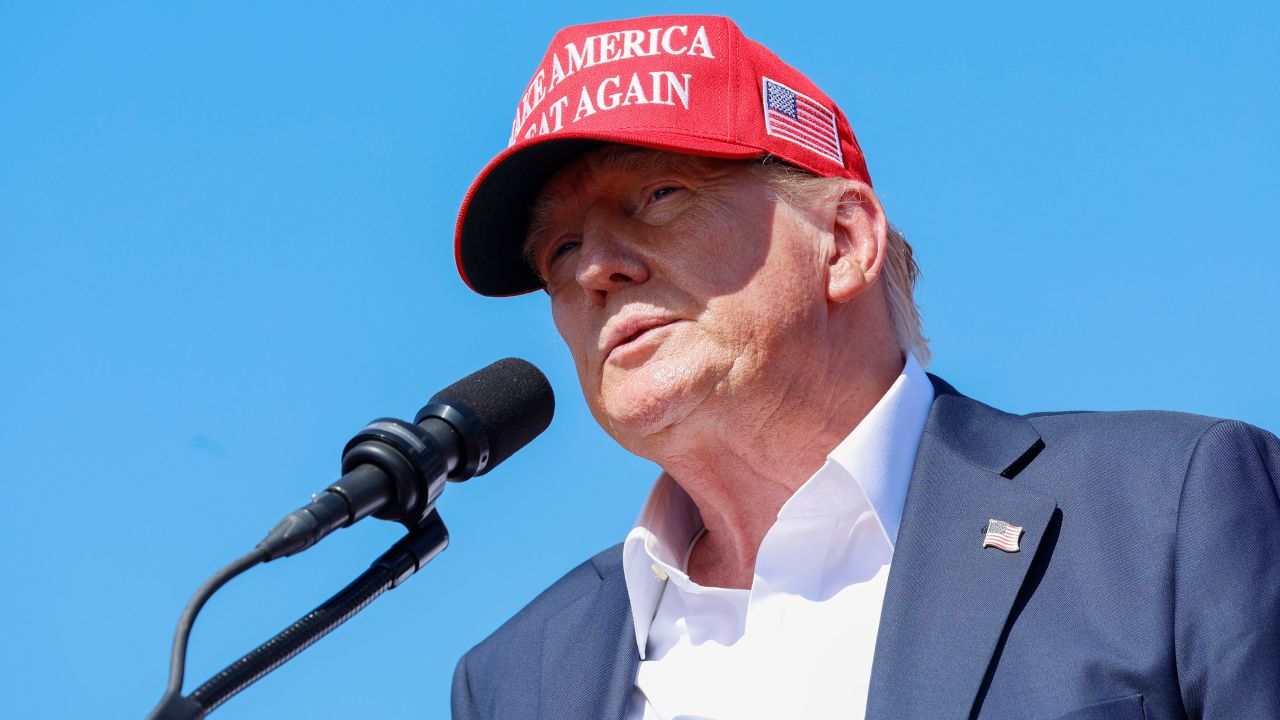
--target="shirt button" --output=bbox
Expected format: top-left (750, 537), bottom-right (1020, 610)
top-left (650, 563), bottom-right (669, 581)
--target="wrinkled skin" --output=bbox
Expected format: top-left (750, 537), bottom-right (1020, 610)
top-left (525, 145), bottom-right (899, 587)
top-left (530, 150), bottom-right (822, 449)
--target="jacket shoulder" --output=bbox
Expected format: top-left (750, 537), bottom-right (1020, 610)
top-left (1017, 409), bottom-right (1238, 484)
top-left (1022, 408), bottom-right (1279, 459)
top-left (453, 544), bottom-right (625, 719)
top-left (460, 543), bottom-right (622, 666)
top-left (1023, 408), bottom-right (1226, 442)
top-left (1014, 410), bottom-right (1278, 521)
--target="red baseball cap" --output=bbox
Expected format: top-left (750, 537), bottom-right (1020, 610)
top-left (455, 14), bottom-right (872, 296)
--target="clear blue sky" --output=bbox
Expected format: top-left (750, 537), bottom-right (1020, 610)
top-left (2, 2), bottom-right (1276, 717)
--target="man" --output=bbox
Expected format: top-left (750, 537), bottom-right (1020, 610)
top-left (449, 15), bottom-right (1280, 720)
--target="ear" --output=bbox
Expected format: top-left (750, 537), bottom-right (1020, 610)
top-left (825, 181), bottom-right (888, 305)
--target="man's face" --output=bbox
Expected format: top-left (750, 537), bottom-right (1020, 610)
top-left (525, 146), bottom-right (832, 453)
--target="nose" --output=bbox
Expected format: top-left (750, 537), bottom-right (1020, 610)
top-left (574, 205), bottom-right (650, 308)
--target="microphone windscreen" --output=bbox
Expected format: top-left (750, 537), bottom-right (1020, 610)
top-left (429, 357), bottom-right (554, 474)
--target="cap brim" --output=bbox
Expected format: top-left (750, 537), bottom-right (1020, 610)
top-left (455, 131), bottom-right (765, 297)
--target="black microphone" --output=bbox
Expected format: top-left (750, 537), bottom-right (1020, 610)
top-left (257, 357), bottom-right (554, 561)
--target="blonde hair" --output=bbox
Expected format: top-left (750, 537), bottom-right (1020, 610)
top-left (751, 159), bottom-right (930, 366)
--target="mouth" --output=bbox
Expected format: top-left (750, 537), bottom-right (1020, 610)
top-left (604, 317), bottom-right (677, 362)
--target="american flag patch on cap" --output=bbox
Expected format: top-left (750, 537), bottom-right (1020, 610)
top-left (982, 519), bottom-right (1024, 553)
top-left (762, 77), bottom-right (843, 164)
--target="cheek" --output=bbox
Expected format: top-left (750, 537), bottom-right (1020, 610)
top-left (701, 236), bottom-right (827, 363)
top-left (550, 296), bottom-right (597, 386)
top-left (669, 206), bottom-right (773, 295)
top-left (753, 213), bottom-right (828, 305)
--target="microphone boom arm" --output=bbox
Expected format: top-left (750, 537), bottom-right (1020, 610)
top-left (147, 512), bottom-right (449, 720)
top-left (146, 357), bottom-right (554, 718)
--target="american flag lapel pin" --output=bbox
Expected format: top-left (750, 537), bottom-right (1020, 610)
top-left (982, 519), bottom-right (1024, 553)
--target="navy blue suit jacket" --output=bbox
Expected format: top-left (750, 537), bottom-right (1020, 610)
top-left (453, 376), bottom-right (1280, 719)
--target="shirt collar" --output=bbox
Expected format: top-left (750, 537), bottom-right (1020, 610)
top-left (621, 352), bottom-right (934, 658)
top-left (817, 351), bottom-right (933, 543)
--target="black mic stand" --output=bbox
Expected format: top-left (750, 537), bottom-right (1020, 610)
top-left (149, 358), bottom-right (555, 718)
top-left (148, 511), bottom-right (448, 720)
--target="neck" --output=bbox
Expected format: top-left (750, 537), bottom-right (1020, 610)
top-left (647, 322), bottom-right (905, 588)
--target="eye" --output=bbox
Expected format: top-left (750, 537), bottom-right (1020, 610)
top-left (650, 186), bottom-right (681, 202)
top-left (543, 238), bottom-right (579, 272)
top-left (551, 239), bottom-right (579, 259)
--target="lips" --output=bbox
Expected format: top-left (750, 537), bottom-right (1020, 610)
top-left (602, 315), bottom-right (677, 361)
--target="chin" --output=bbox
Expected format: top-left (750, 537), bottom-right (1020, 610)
top-left (598, 354), bottom-right (719, 444)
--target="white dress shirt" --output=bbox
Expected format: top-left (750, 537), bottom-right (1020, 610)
top-left (622, 353), bottom-right (934, 720)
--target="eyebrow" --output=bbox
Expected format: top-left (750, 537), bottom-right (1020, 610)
top-left (584, 146), bottom-right (709, 178)
top-left (522, 148), bottom-right (714, 272)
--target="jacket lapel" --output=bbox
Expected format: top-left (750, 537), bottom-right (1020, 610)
top-left (866, 375), bottom-right (1058, 719)
top-left (537, 550), bottom-right (638, 720)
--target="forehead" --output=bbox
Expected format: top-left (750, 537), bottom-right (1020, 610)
top-left (542, 145), bottom-right (724, 198)
top-left (525, 146), bottom-right (739, 244)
